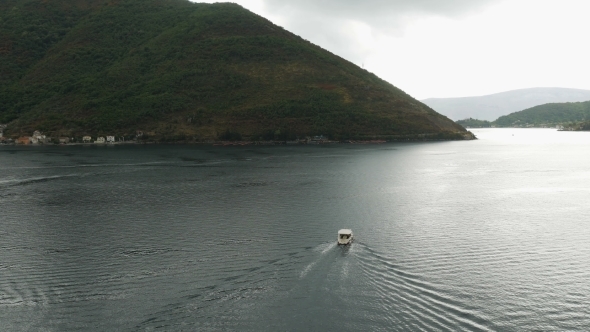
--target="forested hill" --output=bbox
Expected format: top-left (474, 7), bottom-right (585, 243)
top-left (0, 0), bottom-right (471, 141)
top-left (494, 101), bottom-right (590, 127)
top-left (423, 88), bottom-right (590, 121)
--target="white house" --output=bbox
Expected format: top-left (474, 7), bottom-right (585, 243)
top-left (32, 132), bottom-right (45, 144)
top-left (95, 137), bottom-right (106, 144)
top-left (106, 136), bottom-right (115, 143)
top-left (31, 130), bottom-right (47, 144)
top-left (83, 136), bottom-right (92, 143)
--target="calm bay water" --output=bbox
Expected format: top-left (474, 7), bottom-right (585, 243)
top-left (1, 128), bottom-right (590, 331)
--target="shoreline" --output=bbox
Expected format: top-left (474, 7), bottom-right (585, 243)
top-left (0, 139), bottom-right (390, 147)
top-left (0, 135), bottom-right (481, 147)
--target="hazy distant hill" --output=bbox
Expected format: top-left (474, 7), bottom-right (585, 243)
top-left (455, 118), bottom-right (492, 128)
top-left (422, 88), bottom-right (590, 121)
top-left (494, 101), bottom-right (590, 127)
top-left (0, 0), bottom-right (469, 141)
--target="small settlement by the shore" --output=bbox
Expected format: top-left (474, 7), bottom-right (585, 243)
top-left (2, 130), bottom-right (119, 145)
top-left (0, 127), bottom-right (133, 145)
top-left (0, 129), bottom-right (389, 146)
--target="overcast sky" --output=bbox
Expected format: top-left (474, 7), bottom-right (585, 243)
top-left (196, 0), bottom-right (590, 99)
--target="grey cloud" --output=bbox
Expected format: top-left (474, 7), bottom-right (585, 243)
top-left (263, 0), bottom-right (501, 22)
top-left (258, 0), bottom-right (504, 71)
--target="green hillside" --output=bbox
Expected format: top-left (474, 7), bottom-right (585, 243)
top-left (494, 101), bottom-right (590, 127)
top-left (0, 0), bottom-right (471, 141)
top-left (455, 118), bottom-right (492, 128)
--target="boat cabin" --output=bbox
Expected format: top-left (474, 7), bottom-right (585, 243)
top-left (337, 229), bottom-right (353, 245)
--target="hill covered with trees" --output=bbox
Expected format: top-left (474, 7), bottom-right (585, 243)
top-left (494, 101), bottom-right (590, 128)
top-left (424, 87), bottom-right (590, 121)
top-left (455, 118), bottom-right (492, 128)
top-left (0, 0), bottom-right (471, 141)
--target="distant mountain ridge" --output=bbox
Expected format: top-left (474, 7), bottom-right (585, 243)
top-left (422, 88), bottom-right (590, 121)
top-left (0, 0), bottom-right (470, 141)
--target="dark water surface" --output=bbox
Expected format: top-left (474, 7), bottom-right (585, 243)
top-left (1, 128), bottom-right (590, 331)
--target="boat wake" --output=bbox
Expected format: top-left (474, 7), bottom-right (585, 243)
top-left (299, 242), bottom-right (337, 279)
top-left (353, 243), bottom-right (494, 331)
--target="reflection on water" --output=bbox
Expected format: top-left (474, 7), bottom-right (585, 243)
top-left (1, 129), bottom-right (590, 330)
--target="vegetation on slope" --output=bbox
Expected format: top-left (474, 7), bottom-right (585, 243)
top-left (455, 118), bottom-right (492, 128)
top-left (494, 101), bottom-right (590, 128)
top-left (423, 87), bottom-right (590, 122)
top-left (0, 0), bottom-right (469, 141)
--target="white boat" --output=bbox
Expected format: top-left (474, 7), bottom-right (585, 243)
top-left (337, 229), bottom-right (353, 245)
